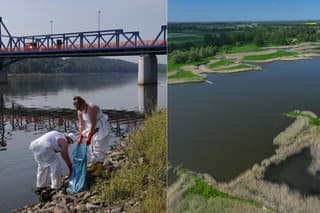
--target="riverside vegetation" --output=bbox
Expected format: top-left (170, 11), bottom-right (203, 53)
top-left (168, 21), bottom-right (320, 84)
top-left (169, 110), bottom-right (320, 212)
top-left (13, 111), bottom-right (167, 212)
top-left (5, 57), bottom-right (167, 74)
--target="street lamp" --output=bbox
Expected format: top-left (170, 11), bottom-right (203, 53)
top-left (98, 10), bottom-right (101, 31)
top-left (50, 20), bottom-right (53, 34)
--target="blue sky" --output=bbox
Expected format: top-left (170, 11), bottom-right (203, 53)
top-left (169, 0), bottom-right (320, 22)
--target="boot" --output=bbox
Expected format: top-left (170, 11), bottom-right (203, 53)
top-left (87, 163), bottom-right (97, 173)
top-left (91, 162), bottom-right (103, 177)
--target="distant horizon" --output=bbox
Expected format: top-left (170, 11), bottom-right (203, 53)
top-left (169, 19), bottom-right (320, 24)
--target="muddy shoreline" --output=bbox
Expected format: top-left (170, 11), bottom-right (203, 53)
top-left (169, 110), bottom-right (320, 212)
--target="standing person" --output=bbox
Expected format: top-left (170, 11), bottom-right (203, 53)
top-left (29, 130), bottom-right (76, 191)
top-left (73, 96), bottom-right (111, 177)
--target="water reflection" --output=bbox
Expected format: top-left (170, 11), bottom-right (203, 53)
top-left (169, 58), bottom-right (320, 182)
top-left (0, 73), bottom-right (166, 111)
top-left (0, 105), bottom-right (144, 151)
top-left (138, 84), bottom-right (157, 114)
top-left (0, 114), bottom-right (6, 151)
top-left (0, 73), bottom-right (136, 97)
top-left (264, 148), bottom-right (320, 195)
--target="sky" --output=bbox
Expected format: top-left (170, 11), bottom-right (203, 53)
top-left (169, 0), bottom-right (320, 22)
top-left (0, 0), bottom-right (167, 63)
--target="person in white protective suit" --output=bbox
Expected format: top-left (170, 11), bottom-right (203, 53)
top-left (29, 130), bottom-right (76, 191)
top-left (73, 96), bottom-right (111, 177)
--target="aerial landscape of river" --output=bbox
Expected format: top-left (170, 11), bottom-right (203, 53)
top-left (169, 58), bottom-right (320, 182)
top-left (0, 72), bottom-right (166, 212)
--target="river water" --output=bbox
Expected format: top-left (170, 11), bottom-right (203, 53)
top-left (169, 58), bottom-right (320, 183)
top-left (0, 72), bottom-right (166, 212)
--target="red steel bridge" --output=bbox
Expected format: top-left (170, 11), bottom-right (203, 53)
top-left (0, 17), bottom-right (167, 86)
top-left (0, 17), bottom-right (167, 58)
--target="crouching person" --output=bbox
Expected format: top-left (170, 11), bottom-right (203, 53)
top-left (29, 130), bottom-right (76, 191)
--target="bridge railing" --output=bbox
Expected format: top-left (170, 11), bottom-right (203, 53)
top-left (0, 21), bottom-right (167, 53)
top-left (0, 40), bottom-right (167, 53)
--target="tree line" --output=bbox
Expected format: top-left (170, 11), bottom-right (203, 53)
top-left (7, 57), bottom-right (138, 74)
top-left (170, 46), bottom-right (217, 64)
top-left (169, 23), bottom-right (320, 52)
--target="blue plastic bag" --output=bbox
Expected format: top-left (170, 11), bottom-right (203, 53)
top-left (67, 143), bottom-right (87, 194)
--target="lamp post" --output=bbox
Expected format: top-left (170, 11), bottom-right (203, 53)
top-left (50, 20), bottom-right (53, 34)
top-left (98, 10), bottom-right (101, 31)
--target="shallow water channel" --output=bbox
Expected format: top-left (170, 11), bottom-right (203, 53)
top-left (0, 72), bottom-right (166, 212)
top-left (169, 58), bottom-right (320, 183)
top-left (264, 148), bottom-right (320, 195)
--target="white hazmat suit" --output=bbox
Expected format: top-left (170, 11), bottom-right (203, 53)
top-left (82, 106), bottom-right (111, 163)
top-left (29, 131), bottom-right (72, 189)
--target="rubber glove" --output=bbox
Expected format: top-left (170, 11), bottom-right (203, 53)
top-left (86, 132), bottom-right (93, 146)
top-left (77, 134), bottom-right (83, 145)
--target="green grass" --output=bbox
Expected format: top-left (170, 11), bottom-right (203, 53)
top-left (243, 50), bottom-right (298, 61)
top-left (168, 69), bottom-right (204, 81)
top-left (184, 176), bottom-right (266, 209)
top-left (208, 60), bottom-right (236, 68)
top-left (230, 44), bottom-right (263, 53)
top-left (185, 178), bottom-right (232, 199)
top-left (286, 111), bottom-right (320, 126)
top-left (93, 111), bottom-right (167, 212)
top-left (168, 60), bottom-right (184, 72)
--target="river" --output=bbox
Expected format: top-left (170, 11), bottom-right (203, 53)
top-left (0, 72), bottom-right (166, 212)
top-left (169, 58), bottom-right (320, 183)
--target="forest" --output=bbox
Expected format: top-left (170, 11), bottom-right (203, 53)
top-left (6, 57), bottom-right (138, 74)
top-left (169, 21), bottom-right (320, 64)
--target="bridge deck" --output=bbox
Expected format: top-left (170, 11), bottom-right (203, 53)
top-left (0, 18), bottom-right (167, 58)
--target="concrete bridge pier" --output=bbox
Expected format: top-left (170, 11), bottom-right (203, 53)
top-left (138, 84), bottom-right (157, 114)
top-left (0, 63), bottom-right (8, 84)
top-left (138, 54), bottom-right (157, 85)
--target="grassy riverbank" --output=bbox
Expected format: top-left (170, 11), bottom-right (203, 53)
top-left (168, 69), bottom-right (205, 84)
top-left (208, 60), bottom-right (236, 68)
top-left (286, 111), bottom-right (320, 126)
top-left (168, 47), bottom-right (304, 84)
top-left (169, 168), bottom-right (270, 212)
top-left (243, 50), bottom-right (298, 61)
top-left (216, 64), bottom-right (256, 71)
top-left (93, 111), bottom-right (167, 212)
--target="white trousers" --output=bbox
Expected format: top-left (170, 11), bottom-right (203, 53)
top-left (89, 134), bottom-right (110, 163)
top-left (36, 157), bottom-right (62, 189)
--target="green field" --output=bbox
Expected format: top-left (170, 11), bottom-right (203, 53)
top-left (230, 44), bottom-right (263, 53)
top-left (243, 50), bottom-right (298, 61)
top-left (208, 60), bottom-right (236, 68)
top-left (168, 69), bottom-right (204, 81)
